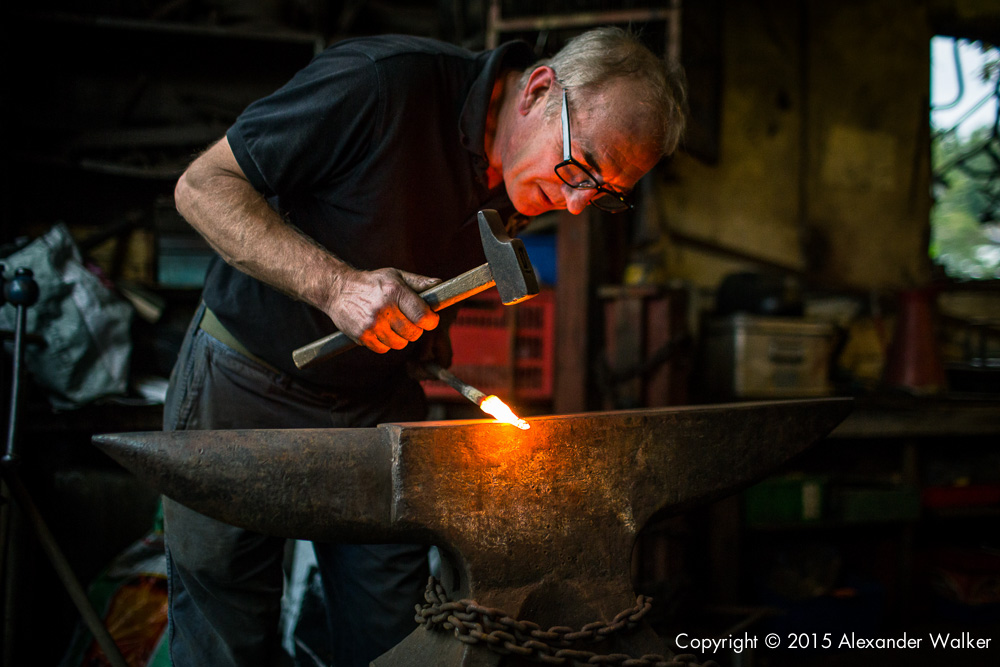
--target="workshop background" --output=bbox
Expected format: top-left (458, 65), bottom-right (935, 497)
top-left (2, 1), bottom-right (999, 666)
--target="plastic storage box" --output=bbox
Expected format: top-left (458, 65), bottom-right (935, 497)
top-left (704, 314), bottom-right (835, 398)
top-left (745, 475), bottom-right (827, 527)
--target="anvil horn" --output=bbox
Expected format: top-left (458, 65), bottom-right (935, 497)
top-left (92, 427), bottom-right (405, 543)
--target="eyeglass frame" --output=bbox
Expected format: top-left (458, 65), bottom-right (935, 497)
top-left (554, 88), bottom-right (633, 213)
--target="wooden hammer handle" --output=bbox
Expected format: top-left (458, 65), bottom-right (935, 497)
top-left (292, 264), bottom-right (495, 370)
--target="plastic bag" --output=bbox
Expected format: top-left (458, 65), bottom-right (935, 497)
top-left (1, 223), bottom-right (132, 408)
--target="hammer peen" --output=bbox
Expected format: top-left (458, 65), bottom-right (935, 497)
top-left (292, 209), bottom-right (539, 369)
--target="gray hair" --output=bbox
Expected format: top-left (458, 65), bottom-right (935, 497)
top-left (520, 26), bottom-right (688, 156)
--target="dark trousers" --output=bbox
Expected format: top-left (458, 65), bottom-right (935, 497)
top-left (163, 303), bottom-right (429, 667)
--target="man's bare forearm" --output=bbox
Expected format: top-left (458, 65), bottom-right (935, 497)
top-left (173, 137), bottom-right (441, 353)
top-left (173, 137), bottom-right (348, 313)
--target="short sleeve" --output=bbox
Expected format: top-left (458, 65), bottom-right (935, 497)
top-left (226, 47), bottom-right (380, 198)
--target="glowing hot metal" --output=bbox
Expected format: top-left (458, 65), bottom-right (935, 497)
top-left (479, 395), bottom-right (530, 430)
top-left (424, 363), bottom-right (529, 429)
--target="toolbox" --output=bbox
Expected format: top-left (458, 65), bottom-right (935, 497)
top-left (704, 314), bottom-right (836, 398)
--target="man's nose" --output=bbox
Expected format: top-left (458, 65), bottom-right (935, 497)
top-left (564, 188), bottom-right (591, 215)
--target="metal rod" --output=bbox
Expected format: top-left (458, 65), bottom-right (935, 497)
top-left (491, 7), bottom-right (679, 34)
top-left (3, 475), bottom-right (129, 667)
top-left (0, 267), bottom-right (128, 667)
top-left (1, 480), bottom-right (18, 667)
top-left (424, 363), bottom-right (487, 406)
top-left (0, 263), bottom-right (12, 667)
top-left (2, 301), bottom-right (26, 467)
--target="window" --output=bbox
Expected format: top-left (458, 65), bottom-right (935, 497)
top-left (929, 36), bottom-right (1000, 280)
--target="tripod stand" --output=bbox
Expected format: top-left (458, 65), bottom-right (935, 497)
top-left (0, 266), bottom-right (127, 667)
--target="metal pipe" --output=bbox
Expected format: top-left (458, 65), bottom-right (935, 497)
top-left (4, 476), bottom-right (129, 667)
top-left (2, 270), bottom-right (37, 467)
top-left (1, 267), bottom-right (127, 667)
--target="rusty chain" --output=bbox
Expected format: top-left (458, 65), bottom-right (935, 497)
top-left (414, 578), bottom-right (718, 667)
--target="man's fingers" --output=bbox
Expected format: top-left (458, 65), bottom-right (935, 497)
top-left (394, 290), bottom-right (439, 332)
top-left (389, 313), bottom-right (426, 342)
top-left (397, 271), bottom-right (442, 330)
top-left (378, 327), bottom-right (410, 351)
top-left (358, 331), bottom-right (391, 354)
top-left (360, 314), bottom-right (422, 353)
top-left (399, 270), bottom-right (441, 293)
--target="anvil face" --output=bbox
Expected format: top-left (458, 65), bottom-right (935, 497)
top-left (94, 398), bottom-right (852, 664)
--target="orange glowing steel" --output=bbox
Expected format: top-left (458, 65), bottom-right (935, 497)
top-left (479, 395), bottom-right (530, 430)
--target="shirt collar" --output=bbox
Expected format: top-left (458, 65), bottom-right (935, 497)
top-left (459, 40), bottom-right (536, 183)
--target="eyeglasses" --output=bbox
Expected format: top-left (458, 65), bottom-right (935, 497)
top-left (554, 89), bottom-right (633, 213)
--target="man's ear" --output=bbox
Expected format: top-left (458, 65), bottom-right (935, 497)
top-left (518, 66), bottom-right (556, 115)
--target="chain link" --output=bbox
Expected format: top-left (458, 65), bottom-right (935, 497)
top-left (414, 578), bottom-right (718, 667)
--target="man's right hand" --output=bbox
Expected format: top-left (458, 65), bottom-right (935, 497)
top-left (325, 267), bottom-right (441, 354)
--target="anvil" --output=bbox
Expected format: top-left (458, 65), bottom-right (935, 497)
top-left (94, 398), bottom-right (852, 666)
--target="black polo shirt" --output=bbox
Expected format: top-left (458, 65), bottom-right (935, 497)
top-left (206, 35), bottom-right (535, 391)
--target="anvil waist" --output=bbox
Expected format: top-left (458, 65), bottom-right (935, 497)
top-left (198, 304), bottom-right (282, 375)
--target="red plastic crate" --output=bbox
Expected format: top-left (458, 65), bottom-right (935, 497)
top-left (422, 289), bottom-right (554, 402)
top-left (922, 484), bottom-right (1000, 509)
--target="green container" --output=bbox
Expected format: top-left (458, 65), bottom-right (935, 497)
top-left (745, 475), bottom-right (826, 527)
top-left (830, 485), bottom-right (921, 523)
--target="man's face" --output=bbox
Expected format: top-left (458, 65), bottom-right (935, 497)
top-left (500, 72), bottom-right (661, 217)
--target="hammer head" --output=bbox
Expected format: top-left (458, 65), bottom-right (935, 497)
top-left (478, 210), bottom-right (539, 305)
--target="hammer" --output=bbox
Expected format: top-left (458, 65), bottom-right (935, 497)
top-left (292, 209), bottom-right (538, 369)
